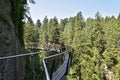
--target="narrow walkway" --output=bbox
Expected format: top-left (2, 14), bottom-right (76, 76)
top-left (0, 44), bottom-right (73, 80)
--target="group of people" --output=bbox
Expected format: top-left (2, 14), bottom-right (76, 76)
top-left (44, 41), bottom-right (66, 52)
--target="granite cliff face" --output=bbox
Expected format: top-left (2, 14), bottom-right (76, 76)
top-left (0, 0), bottom-right (25, 80)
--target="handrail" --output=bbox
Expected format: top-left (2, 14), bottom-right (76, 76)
top-left (0, 51), bottom-right (42, 60)
top-left (52, 53), bottom-right (69, 80)
top-left (43, 59), bottom-right (51, 80)
top-left (0, 51), bottom-right (43, 80)
top-left (43, 52), bottom-right (65, 60)
top-left (0, 45), bottom-right (73, 80)
top-left (42, 51), bottom-right (67, 80)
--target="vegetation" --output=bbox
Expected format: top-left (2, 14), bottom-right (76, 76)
top-left (24, 11), bottom-right (120, 80)
top-left (24, 22), bottom-right (39, 43)
top-left (10, 0), bottom-right (35, 45)
top-left (5, 0), bottom-right (119, 79)
top-left (10, 0), bottom-right (26, 45)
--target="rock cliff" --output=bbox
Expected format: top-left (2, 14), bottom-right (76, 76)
top-left (0, 0), bottom-right (25, 80)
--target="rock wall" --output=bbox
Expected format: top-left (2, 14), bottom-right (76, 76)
top-left (0, 0), bottom-right (25, 80)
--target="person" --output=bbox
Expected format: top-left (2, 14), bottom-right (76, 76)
top-left (48, 41), bottom-right (51, 50)
top-left (60, 42), bottom-right (66, 52)
top-left (51, 42), bottom-right (56, 51)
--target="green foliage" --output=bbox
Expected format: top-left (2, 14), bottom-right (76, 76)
top-left (62, 17), bottom-right (75, 44)
top-left (48, 17), bottom-right (59, 43)
top-left (24, 54), bottom-right (43, 80)
top-left (11, 0), bottom-right (26, 45)
top-left (24, 11), bottom-right (120, 80)
top-left (59, 18), bottom-right (68, 32)
top-left (24, 23), bottom-right (39, 43)
top-left (61, 12), bottom-right (120, 79)
top-left (0, 9), bottom-right (13, 27)
top-left (36, 19), bottom-right (41, 27)
top-left (39, 16), bottom-right (48, 45)
top-left (39, 16), bottom-right (60, 44)
top-left (24, 56), bottom-right (32, 80)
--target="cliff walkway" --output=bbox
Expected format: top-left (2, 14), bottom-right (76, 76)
top-left (0, 43), bottom-right (73, 80)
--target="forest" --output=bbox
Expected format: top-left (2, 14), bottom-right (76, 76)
top-left (24, 11), bottom-right (120, 80)
top-left (0, 0), bottom-right (119, 80)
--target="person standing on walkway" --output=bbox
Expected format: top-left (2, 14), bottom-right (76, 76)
top-left (48, 41), bottom-right (51, 50)
top-left (60, 42), bottom-right (66, 52)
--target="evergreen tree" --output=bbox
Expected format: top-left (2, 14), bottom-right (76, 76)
top-left (86, 17), bottom-right (94, 36)
top-left (59, 18), bottom-right (68, 42)
top-left (59, 18), bottom-right (68, 32)
top-left (90, 12), bottom-right (106, 79)
top-left (23, 11), bottom-right (120, 80)
top-left (48, 17), bottom-right (59, 43)
top-left (62, 17), bottom-right (75, 44)
top-left (24, 22), bottom-right (39, 43)
top-left (71, 12), bottom-right (85, 80)
top-left (36, 19), bottom-right (41, 27)
top-left (116, 14), bottom-right (120, 48)
top-left (39, 16), bottom-right (48, 45)
top-left (104, 14), bottom-right (120, 79)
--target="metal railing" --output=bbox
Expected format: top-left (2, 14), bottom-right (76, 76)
top-left (0, 51), bottom-right (42, 60)
top-left (0, 45), bottom-right (73, 80)
top-left (0, 51), bottom-right (42, 80)
top-left (43, 51), bottom-right (71, 80)
top-left (0, 51), bottom-right (68, 80)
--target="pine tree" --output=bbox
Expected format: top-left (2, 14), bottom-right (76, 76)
top-left (36, 19), bottom-right (41, 27)
top-left (48, 17), bottom-right (59, 43)
top-left (39, 16), bottom-right (48, 45)
top-left (90, 12), bottom-right (106, 79)
top-left (24, 23), bottom-right (39, 43)
top-left (59, 18), bottom-right (68, 32)
top-left (68, 12), bottom-right (87, 80)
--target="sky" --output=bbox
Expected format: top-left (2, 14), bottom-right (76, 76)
top-left (29, 0), bottom-right (120, 23)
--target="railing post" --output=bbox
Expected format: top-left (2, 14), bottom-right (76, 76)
top-left (43, 59), bottom-right (50, 80)
top-left (31, 55), bottom-right (35, 80)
